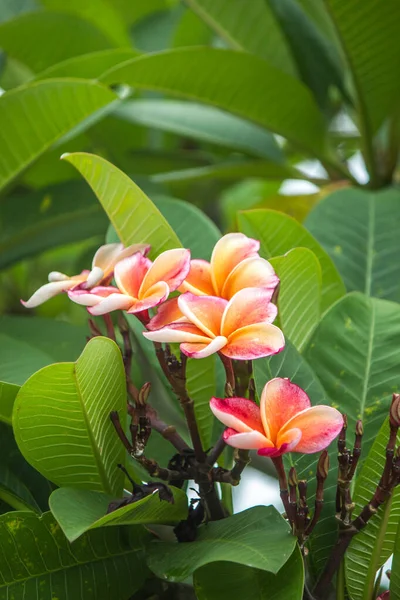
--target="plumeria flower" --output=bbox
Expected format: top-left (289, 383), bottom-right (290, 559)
top-left (148, 232), bottom-right (279, 330)
top-left (21, 242), bottom-right (149, 308)
top-left (210, 378), bottom-right (343, 457)
top-left (143, 288), bottom-right (284, 359)
top-left (69, 248), bottom-right (191, 316)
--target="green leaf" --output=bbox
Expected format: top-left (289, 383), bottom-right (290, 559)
top-left (184, 0), bottom-right (296, 75)
top-left (36, 48), bottom-right (139, 80)
top-left (0, 382), bottom-right (19, 425)
top-left (0, 511), bottom-right (148, 599)
top-left (0, 316), bottom-right (87, 385)
top-left (112, 0), bottom-right (167, 26)
top-left (391, 522), bottom-right (400, 599)
top-left (115, 99), bottom-right (284, 162)
top-left (345, 417), bottom-right (400, 600)
top-left (41, 0), bottom-right (131, 46)
top-left (0, 463), bottom-right (39, 512)
top-left (270, 248), bottom-right (322, 351)
top-left (0, 11), bottom-right (116, 72)
top-left (62, 152), bottom-right (182, 259)
top-left (13, 337), bottom-right (127, 496)
top-left (146, 505), bottom-right (296, 581)
top-left (100, 47), bottom-right (327, 156)
top-left (49, 487), bottom-right (188, 542)
top-left (303, 293), bottom-right (400, 574)
top-left (186, 356), bottom-right (216, 451)
top-left (0, 181), bottom-right (108, 270)
top-left (152, 159), bottom-right (298, 186)
top-left (0, 79), bottom-right (117, 192)
top-left (238, 209), bottom-right (345, 313)
top-left (305, 187), bottom-right (400, 303)
top-left (194, 544), bottom-right (304, 600)
top-left (326, 0), bottom-right (400, 135)
top-left (0, 0), bottom-right (37, 24)
top-left (172, 6), bottom-right (212, 48)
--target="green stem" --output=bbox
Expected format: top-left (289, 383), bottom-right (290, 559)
top-left (336, 561), bottom-right (346, 600)
top-left (220, 483), bottom-right (233, 515)
top-left (0, 490), bottom-right (37, 512)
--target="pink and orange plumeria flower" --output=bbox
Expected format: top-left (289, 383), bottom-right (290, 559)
top-left (69, 248), bottom-right (191, 316)
top-left (21, 242), bottom-right (149, 308)
top-left (143, 287), bottom-right (284, 359)
top-left (210, 378), bottom-right (343, 457)
top-left (148, 232), bottom-right (279, 330)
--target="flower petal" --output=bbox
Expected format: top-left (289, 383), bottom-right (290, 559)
top-left (21, 280), bottom-right (77, 308)
top-left (143, 323), bottom-right (211, 344)
top-left (223, 428), bottom-right (273, 450)
top-left (178, 292), bottom-right (227, 338)
top-left (260, 378), bottom-right (311, 447)
top-left (147, 297), bottom-right (186, 330)
top-left (222, 256), bottom-right (279, 299)
top-left (221, 288), bottom-right (279, 337)
top-left (279, 406), bottom-right (344, 454)
top-left (114, 253), bottom-right (151, 298)
top-left (127, 281), bottom-right (169, 313)
top-left (210, 233), bottom-right (260, 295)
top-left (140, 248), bottom-right (191, 296)
top-left (210, 397), bottom-right (264, 433)
top-left (180, 336), bottom-right (227, 358)
top-left (68, 286), bottom-right (120, 307)
top-left (257, 428), bottom-right (301, 457)
top-left (88, 293), bottom-right (134, 315)
top-left (92, 242), bottom-right (150, 277)
top-left (179, 259), bottom-right (215, 295)
top-left (221, 322), bottom-right (285, 360)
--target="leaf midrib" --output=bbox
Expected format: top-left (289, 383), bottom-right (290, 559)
top-left (359, 300), bottom-right (375, 420)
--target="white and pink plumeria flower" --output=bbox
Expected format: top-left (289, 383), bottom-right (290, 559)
top-left (21, 242), bottom-right (149, 308)
top-left (210, 378), bottom-right (343, 457)
top-left (69, 248), bottom-right (191, 316)
top-left (143, 287), bottom-right (284, 359)
top-left (148, 232), bottom-right (279, 330)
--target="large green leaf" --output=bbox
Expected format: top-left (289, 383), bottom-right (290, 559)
top-left (115, 99), bottom-right (284, 161)
top-left (305, 188), bottom-right (400, 303)
top-left (194, 544), bottom-right (304, 600)
top-left (391, 522), bottom-right (400, 599)
top-left (303, 293), bottom-right (400, 574)
top-left (270, 248), bottom-right (322, 351)
top-left (100, 48), bottom-right (327, 156)
top-left (36, 48), bottom-right (139, 80)
top-left (0, 316), bottom-right (87, 385)
top-left (0, 511), bottom-right (148, 599)
top-left (0, 462), bottom-right (39, 512)
top-left (0, 11), bottom-right (115, 72)
top-left (62, 153), bottom-right (182, 259)
top-left (41, 0), bottom-right (131, 46)
top-left (13, 337), bottom-right (127, 496)
top-left (50, 487), bottom-right (188, 542)
top-left (345, 417), bottom-right (400, 600)
top-left (184, 0), bottom-right (296, 75)
top-left (238, 209), bottom-right (345, 313)
top-left (146, 506), bottom-right (295, 581)
top-left (186, 356), bottom-right (216, 451)
top-left (0, 79), bottom-right (117, 192)
top-left (0, 181), bottom-right (108, 270)
top-left (0, 382), bottom-right (19, 425)
top-left (326, 0), bottom-right (400, 136)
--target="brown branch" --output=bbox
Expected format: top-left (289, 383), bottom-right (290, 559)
top-left (206, 434), bottom-right (226, 466)
top-left (218, 353), bottom-right (235, 396)
top-left (271, 456), bottom-right (291, 521)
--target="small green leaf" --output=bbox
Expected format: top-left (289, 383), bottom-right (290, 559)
top-left (100, 47), bottom-right (327, 156)
top-left (62, 153), bottom-right (182, 259)
top-left (0, 511), bottom-right (148, 599)
top-left (36, 48), bottom-right (139, 80)
top-left (13, 337), bottom-right (127, 496)
top-left (0, 381), bottom-right (19, 425)
top-left (305, 187), bottom-right (400, 302)
top-left (194, 544), bottom-right (304, 600)
top-left (146, 506), bottom-right (296, 581)
top-left (50, 487), bottom-right (188, 542)
top-left (0, 463), bottom-right (40, 512)
top-left (0, 79), bottom-right (117, 192)
top-left (271, 248), bottom-right (322, 351)
top-left (238, 209), bottom-right (345, 313)
top-left (345, 417), bottom-right (400, 600)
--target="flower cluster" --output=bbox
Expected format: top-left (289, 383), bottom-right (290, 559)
top-left (23, 233), bottom-right (284, 361)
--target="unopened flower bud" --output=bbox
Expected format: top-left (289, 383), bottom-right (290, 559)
top-left (138, 382), bottom-right (151, 406)
top-left (390, 393), bottom-right (400, 427)
top-left (355, 420), bottom-right (363, 436)
top-left (317, 450), bottom-right (329, 480)
top-left (225, 382), bottom-right (234, 398)
top-left (289, 467), bottom-right (298, 487)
